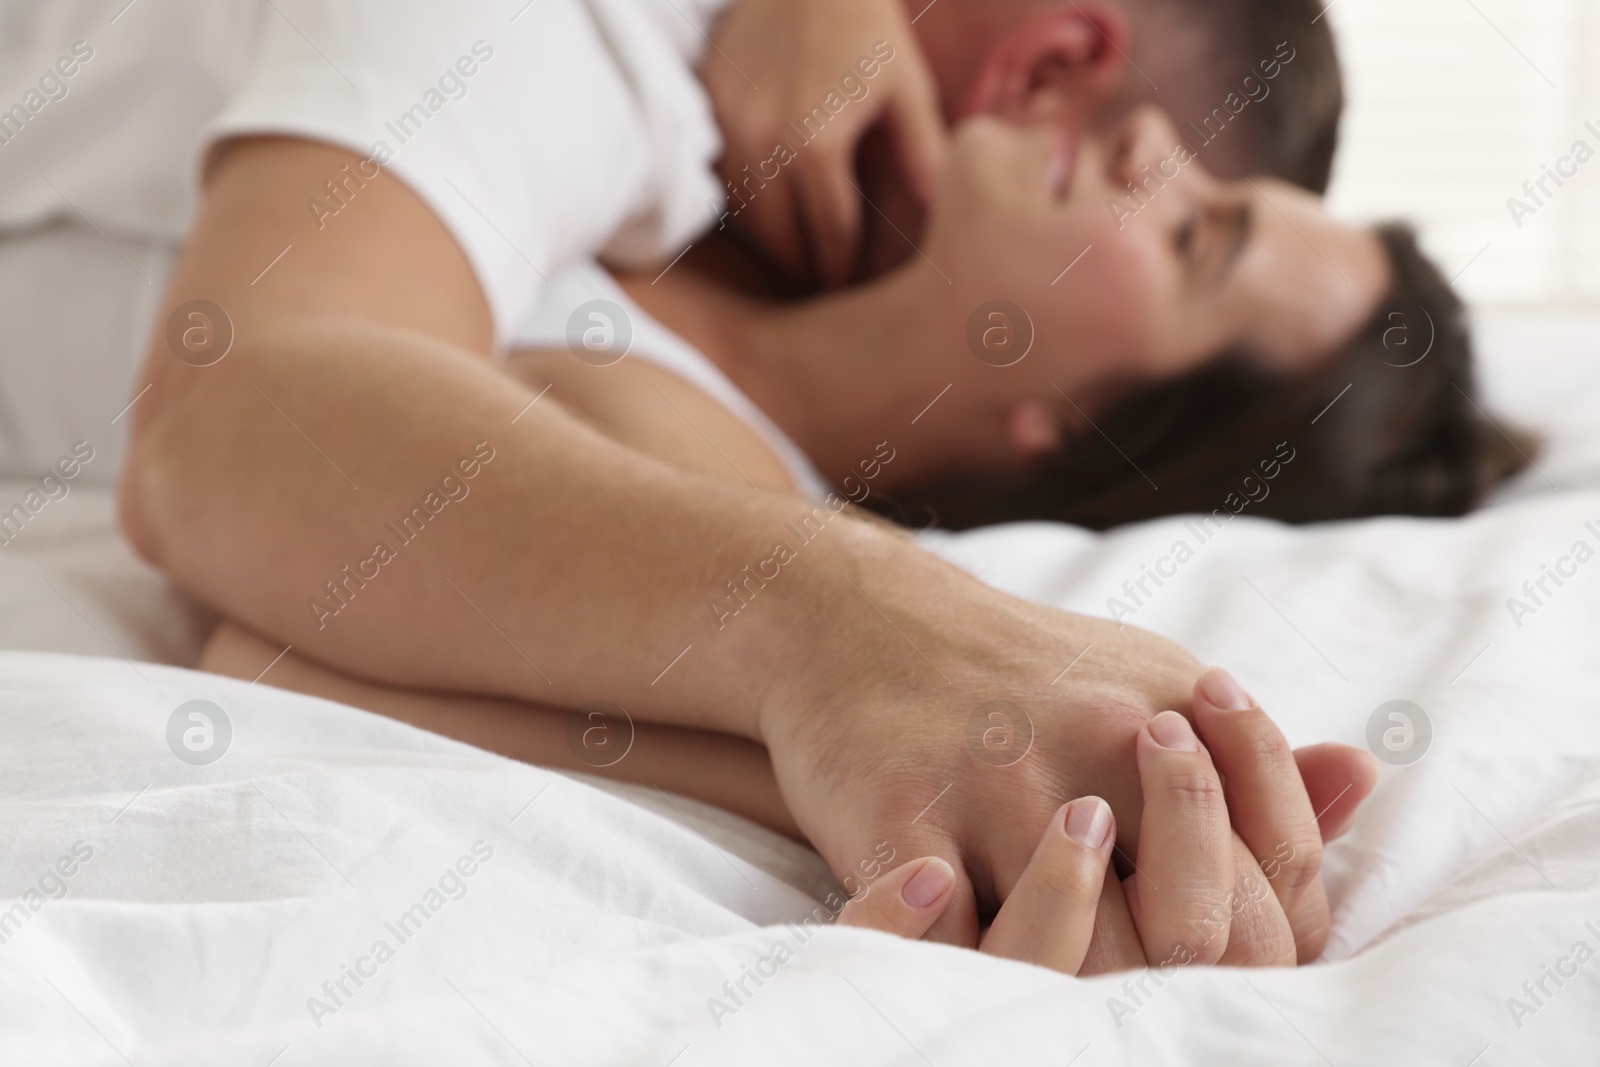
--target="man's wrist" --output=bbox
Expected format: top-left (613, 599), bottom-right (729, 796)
top-left (726, 506), bottom-right (954, 745)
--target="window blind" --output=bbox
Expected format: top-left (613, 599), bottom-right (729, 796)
top-left (1325, 0), bottom-right (1600, 307)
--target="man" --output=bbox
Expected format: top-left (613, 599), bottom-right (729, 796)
top-left (0, 0), bottom-right (1355, 952)
top-left (703, 0), bottom-right (1343, 285)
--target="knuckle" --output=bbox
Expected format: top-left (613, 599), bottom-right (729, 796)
top-left (792, 142), bottom-right (827, 167)
top-left (1155, 897), bottom-right (1232, 965)
top-left (1220, 863), bottom-right (1301, 965)
top-left (1131, 874), bottom-right (1236, 966)
top-left (1034, 863), bottom-right (1098, 909)
top-left (1163, 770), bottom-right (1226, 813)
top-left (1235, 714), bottom-right (1293, 766)
top-left (1093, 696), bottom-right (1155, 744)
top-left (1232, 904), bottom-right (1298, 966)
top-left (1265, 842), bottom-right (1323, 894)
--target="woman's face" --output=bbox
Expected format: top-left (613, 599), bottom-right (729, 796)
top-left (924, 106), bottom-right (1390, 392)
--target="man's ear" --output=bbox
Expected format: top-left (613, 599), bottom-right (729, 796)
top-left (962, 2), bottom-right (1131, 122)
top-left (1007, 399), bottom-right (1064, 462)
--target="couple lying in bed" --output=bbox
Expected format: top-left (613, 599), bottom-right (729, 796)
top-left (132, 0), bottom-right (1527, 980)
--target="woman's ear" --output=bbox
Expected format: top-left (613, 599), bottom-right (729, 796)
top-left (1008, 399), bottom-right (1064, 463)
top-left (962, 2), bottom-right (1131, 123)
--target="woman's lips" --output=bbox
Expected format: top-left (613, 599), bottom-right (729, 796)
top-left (1050, 130), bottom-right (1078, 201)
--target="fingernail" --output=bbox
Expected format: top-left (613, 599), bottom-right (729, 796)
top-left (1199, 668), bottom-right (1253, 712)
top-left (900, 858), bottom-right (954, 910)
top-left (1065, 796), bottom-right (1112, 848)
top-left (1149, 710), bottom-right (1200, 751)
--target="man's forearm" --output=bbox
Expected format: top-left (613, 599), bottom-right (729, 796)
top-left (122, 137), bottom-right (957, 743)
top-left (125, 314), bottom-right (907, 739)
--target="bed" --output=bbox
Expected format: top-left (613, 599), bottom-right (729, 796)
top-left (0, 307), bottom-right (1597, 1065)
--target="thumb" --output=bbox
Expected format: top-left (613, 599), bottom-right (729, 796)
top-left (836, 856), bottom-right (958, 939)
top-left (831, 822), bottom-right (981, 948)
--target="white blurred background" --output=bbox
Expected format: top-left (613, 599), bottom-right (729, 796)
top-left (1327, 0), bottom-right (1600, 309)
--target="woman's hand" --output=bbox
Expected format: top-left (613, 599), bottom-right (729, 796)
top-left (702, 0), bottom-right (948, 286)
top-left (837, 676), bottom-right (1376, 973)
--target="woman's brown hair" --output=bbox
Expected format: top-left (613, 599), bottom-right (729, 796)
top-left (878, 224), bottom-right (1534, 531)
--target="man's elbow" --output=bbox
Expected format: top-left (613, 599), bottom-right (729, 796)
top-left (117, 403), bottom-right (170, 568)
top-left (116, 363), bottom-right (197, 569)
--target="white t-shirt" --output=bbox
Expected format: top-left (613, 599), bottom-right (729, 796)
top-left (0, 0), bottom-right (731, 345)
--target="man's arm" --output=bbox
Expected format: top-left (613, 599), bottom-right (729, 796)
top-left (124, 136), bottom-right (839, 734)
top-left (125, 136), bottom-right (1327, 956)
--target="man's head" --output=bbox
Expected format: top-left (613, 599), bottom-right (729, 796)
top-left (909, 0), bottom-right (1344, 192)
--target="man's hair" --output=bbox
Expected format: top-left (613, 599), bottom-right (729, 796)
top-left (1139, 0), bottom-right (1344, 192)
top-left (875, 225), bottom-right (1534, 530)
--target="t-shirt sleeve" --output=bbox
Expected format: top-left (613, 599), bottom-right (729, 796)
top-left (203, 0), bottom-right (674, 347)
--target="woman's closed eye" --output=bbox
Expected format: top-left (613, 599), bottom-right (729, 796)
top-left (1175, 208), bottom-right (1199, 262)
top-left (1179, 201), bottom-right (1253, 289)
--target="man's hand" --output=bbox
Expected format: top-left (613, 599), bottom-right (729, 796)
top-left (703, 0), bottom-right (948, 286)
top-left (755, 530), bottom-right (1372, 957)
top-left (757, 529), bottom-right (1199, 947)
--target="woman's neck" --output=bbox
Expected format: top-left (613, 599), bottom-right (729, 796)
top-left (625, 256), bottom-right (966, 490)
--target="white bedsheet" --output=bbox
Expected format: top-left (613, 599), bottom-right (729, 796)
top-left (1, 635), bottom-right (1595, 1067)
top-left (0, 310), bottom-right (1598, 1064)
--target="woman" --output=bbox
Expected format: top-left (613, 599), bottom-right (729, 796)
top-left (510, 106), bottom-right (1525, 529)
